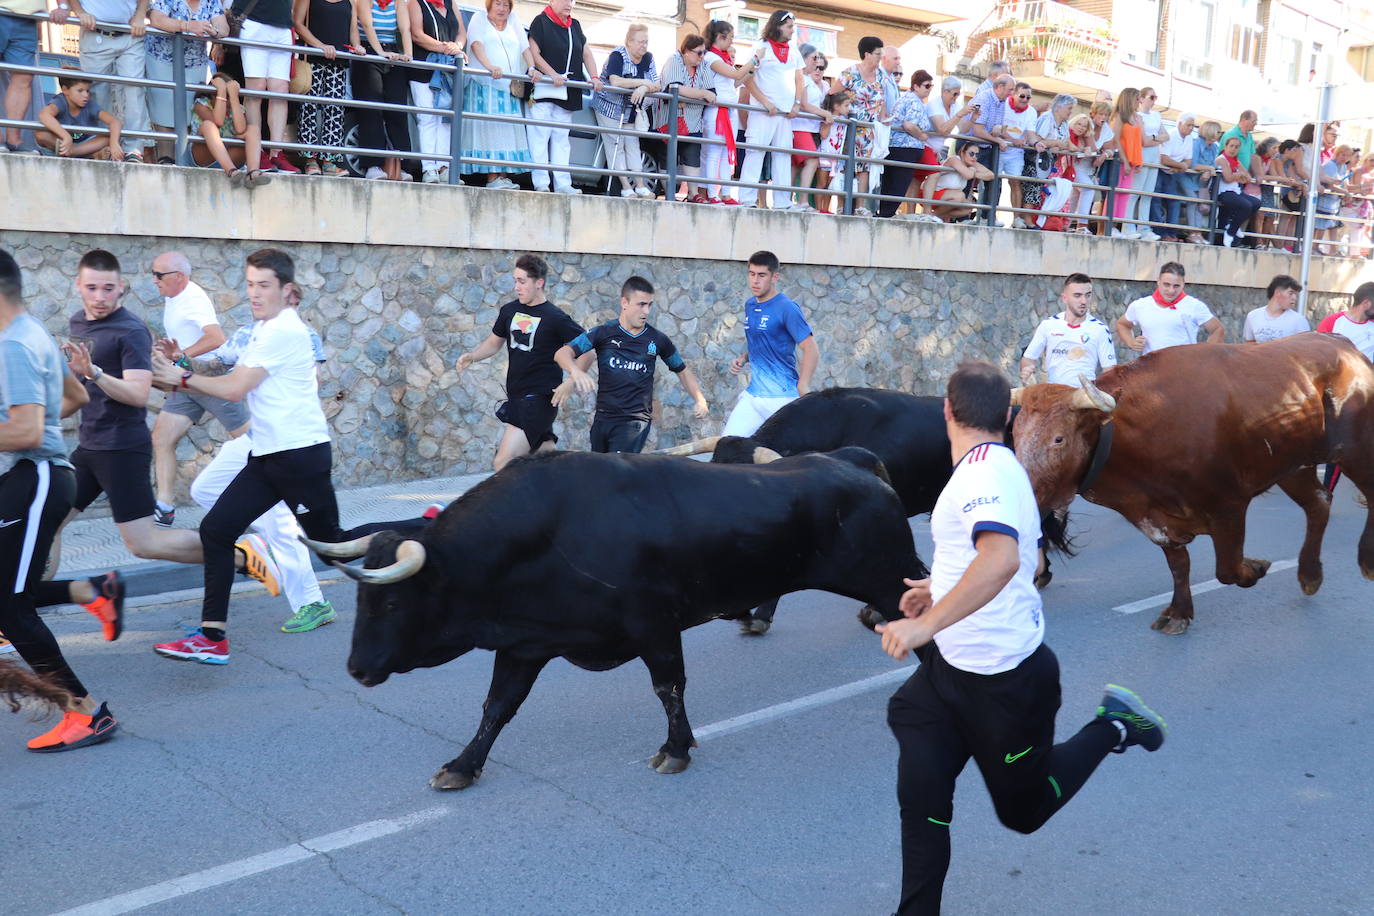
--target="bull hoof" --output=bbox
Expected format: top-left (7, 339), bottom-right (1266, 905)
top-left (1034, 569), bottom-right (1053, 590)
top-left (648, 752), bottom-right (691, 774)
top-left (856, 605), bottom-right (886, 632)
top-left (430, 767), bottom-right (479, 791)
top-left (1361, 564), bottom-right (1374, 582)
top-left (739, 617), bottom-right (770, 636)
top-left (1242, 557), bottom-right (1272, 584)
top-left (1151, 616), bottom-right (1190, 636)
top-left (1299, 569), bottom-right (1323, 595)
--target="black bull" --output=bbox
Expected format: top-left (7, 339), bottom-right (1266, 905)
top-left (683, 388), bottom-right (1073, 632)
top-left (306, 449), bottom-right (926, 790)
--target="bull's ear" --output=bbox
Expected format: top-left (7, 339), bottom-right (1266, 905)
top-left (1008, 387), bottom-right (1024, 406)
top-left (1071, 375), bottom-right (1116, 413)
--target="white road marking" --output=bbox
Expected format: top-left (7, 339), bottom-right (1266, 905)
top-left (54, 665), bottom-right (915, 915)
top-left (52, 806), bottom-right (449, 916)
top-left (1112, 558), bottom-right (1298, 614)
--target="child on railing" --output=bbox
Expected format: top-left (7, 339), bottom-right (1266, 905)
top-left (35, 70), bottom-right (122, 161)
top-left (817, 88), bottom-right (857, 214)
top-left (189, 72), bottom-right (270, 188)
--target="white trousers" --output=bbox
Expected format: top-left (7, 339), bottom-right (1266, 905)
top-left (738, 111), bottom-right (793, 207)
top-left (702, 106), bottom-right (737, 199)
top-left (722, 391), bottom-right (796, 438)
top-left (190, 434), bottom-right (324, 610)
top-left (78, 32), bottom-right (147, 155)
top-left (410, 81), bottom-right (450, 171)
top-left (1131, 165), bottom-right (1159, 230)
top-left (528, 100), bottom-right (574, 192)
top-left (595, 109), bottom-right (643, 189)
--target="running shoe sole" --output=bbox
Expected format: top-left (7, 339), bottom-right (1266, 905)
top-left (88, 570), bottom-right (125, 641)
top-left (1099, 684), bottom-right (1167, 751)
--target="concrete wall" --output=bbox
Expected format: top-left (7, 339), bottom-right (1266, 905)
top-left (3, 156), bottom-right (1370, 498)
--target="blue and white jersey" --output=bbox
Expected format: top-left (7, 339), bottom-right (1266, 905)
top-left (930, 442), bottom-right (1044, 674)
top-left (1022, 312), bottom-right (1116, 387)
top-left (743, 292), bottom-right (813, 398)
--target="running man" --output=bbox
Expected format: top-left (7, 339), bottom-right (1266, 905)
top-left (0, 247), bottom-right (119, 753)
top-left (1019, 273), bottom-right (1117, 386)
top-left (877, 361), bottom-right (1166, 915)
top-left (723, 250), bottom-right (819, 437)
top-left (148, 248), bottom-right (427, 664)
top-left (1115, 262), bottom-right (1225, 355)
top-left (1242, 275), bottom-right (1309, 343)
top-left (552, 275), bottom-right (709, 453)
top-left (1316, 281), bottom-right (1374, 493)
top-left (456, 254), bottom-right (584, 471)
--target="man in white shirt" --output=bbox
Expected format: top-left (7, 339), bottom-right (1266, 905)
top-left (148, 248), bottom-right (428, 665)
top-left (1020, 273), bottom-right (1117, 386)
top-left (149, 251), bottom-right (247, 527)
top-left (878, 361), bottom-right (1166, 915)
top-left (1243, 275), bottom-right (1309, 343)
top-left (1116, 262), bottom-right (1225, 355)
top-left (1316, 281), bottom-right (1374, 360)
top-left (739, 9), bottom-right (804, 210)
top-left (1153, 114), bottom-right (1196, 241)
top-left (64, 0), bottom-right (150, 161)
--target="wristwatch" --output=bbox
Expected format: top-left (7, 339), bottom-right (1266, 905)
top-left (88, 365), bottom-right (104, 382)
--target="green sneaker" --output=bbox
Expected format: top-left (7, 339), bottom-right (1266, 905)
top-left (281, 600), bottom-right (337, 634)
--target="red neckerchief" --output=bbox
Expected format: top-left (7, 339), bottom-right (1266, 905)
top-left (1222, 152), bottom-right (1241, 172)
top-left (1152, 289), bottom-right (1185, 309)
top-left (376, 0), bottom-right (393, 9)
top-left (708, 45), bottom-right (734, 65)
top-left (1008, 97), bottom-right (1029, 113)
top-left (767, 40), bottom-right (789, 63)
top-left (423, 0), bottom-right (445, 8)
top-left (542, 4), bottom-right (571, 28)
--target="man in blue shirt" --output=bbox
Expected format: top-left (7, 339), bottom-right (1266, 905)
top-left (554, 276), bottom-right (709, 453)
top-left (722, 250), bottom-right (819, 437)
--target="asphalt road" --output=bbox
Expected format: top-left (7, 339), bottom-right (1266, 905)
top-left (5, 488), bottom-right (1372, 916)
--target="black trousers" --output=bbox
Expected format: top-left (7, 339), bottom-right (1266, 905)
top-left (1217, 191), bottom-right (1261, 238)
top-left (0, 460), bottom-right (88, 697)
top-left (878, 147), bottom-right (925, 218)
top-left (887, 642), bottom-right (1119, 915)
top-left (199, 442), bottom-right (425, 623)
top-left (589, 417), bottom-right (651, 454)
top-left (351, 57), bottom-right (413, 170)
top-left (975, 144), bottom-right (1002, 219)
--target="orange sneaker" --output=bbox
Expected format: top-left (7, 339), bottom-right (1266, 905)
top-left (83, 570), bottom-right (125, 641)
top-left (27, 702), bottom-right (119, 753)
top-left (236, 534), bottom-right (282, 597)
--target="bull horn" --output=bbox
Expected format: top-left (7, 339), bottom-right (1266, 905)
top-left (300, 533), bottom-right (376, 559)
top-left (335, 539), bottom-right (427, 585)
top-left (653, 435), bottom-right (722, 457)
top-left (1071, 375), bottom-right (1116, 413)
top-left (1009, 387), bottom-right (1025, 406)
top-left (752, 446), bottom-right (783, 464)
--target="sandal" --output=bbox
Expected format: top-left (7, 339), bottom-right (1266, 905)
top-left (228, 167), bottom-right (246, 187)
top-left (245, 168), bottom-right (272, 189)
top-left (122, 151), bottom-right (144, 163)
top-left (303, 158), bottom-right (322, 176)
top-left (322, 162), bottom-right (348, 177)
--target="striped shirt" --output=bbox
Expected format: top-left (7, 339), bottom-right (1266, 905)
top-left (370, 0), bottom-right (398, 45)
top-left (970, 85), bottom-right (1005, 132)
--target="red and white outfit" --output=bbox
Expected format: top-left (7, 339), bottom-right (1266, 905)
top-left (1318, 312), bottom-right (1374, 360)
top-left (738, 39), bottom-right (801, 207)
top-left (1022, 312), bottom-right (1117, 386)
top-left (1122, 290), bottom-right (1215, 355)
top-left (703, 46), bottom-right (741, 201)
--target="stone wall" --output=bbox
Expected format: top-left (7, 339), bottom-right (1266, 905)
top-left (2, 228), bottom-right (1352, 501)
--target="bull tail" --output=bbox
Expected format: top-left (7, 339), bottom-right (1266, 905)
top-left (1, 659), bottom-right (72, 715)
top-left (1041, 508), bottom-right (1077, 558)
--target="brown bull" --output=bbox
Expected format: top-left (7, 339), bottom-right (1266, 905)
top-left (1010, 332), bottom-right (1374, 634)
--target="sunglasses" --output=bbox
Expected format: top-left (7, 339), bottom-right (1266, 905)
top-left (919, 82), bottom-right (933, 89)
top-left (779, 11), bottom-right (794, 21)
top-left (1016, 94), bottom-right (1031, 100)
top-left (150, 269), bottom-right (182, 280)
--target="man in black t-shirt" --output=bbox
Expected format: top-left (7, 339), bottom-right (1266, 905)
top-left (457, 254), bottom-right (584, 470)
top-left (553, 276), bottom-right (709, 453)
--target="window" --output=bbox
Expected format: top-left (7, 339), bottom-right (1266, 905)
top-left (795, 24), bottom-right (838, 57)
top-left (1121, 0), bottom-right (1161, 68)
top-left (1277, 36), bottom-right (1302, 85)
top-left (1229, 24), bottom-right (1261, 68)
top-left (737, 15), bottom-right (762, 42)
top-left (1309, 41), bottom-right (1330, 82)
top-left (1172, 0), bottom-right (1216, 82)
top-left (1352, 45), bottom-right (1374, 82)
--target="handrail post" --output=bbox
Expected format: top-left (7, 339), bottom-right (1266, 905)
top-left (1207, 170), bottom-right (1220, 241)
top-left (984, 142), bottom-right (1000, 226)
top-left (172, 32), bottom-right (188, 162)
top-left (447, 61), bottom-right (465, 185)
top-left (841, 118), bottom-right (856, 215)
top-left (666, 85), bottom-right (680, 201)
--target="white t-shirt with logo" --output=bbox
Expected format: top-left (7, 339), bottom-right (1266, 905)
top-left (749, 40), bottom-right (802, 111)
top-left (163, 280), bottom-right (220, 351)
top-left (1023, 312), bottom-right (1117, 386)
top-left (1123, 293), bottom-right (1215, 355)
top-left (1001, 103), bottom-right (1039, 151)
top-left (930, 442), bottom-right (1045, 675)
top-left (1325, 313), bottom-right (1374, 360)
top-left (237, 308), bottom-right (330, 456)
top-left (1242, 307), bottom-right (1310, 343)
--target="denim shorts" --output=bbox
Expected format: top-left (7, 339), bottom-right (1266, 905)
top-left (0, 16), bottom-right (38, 66)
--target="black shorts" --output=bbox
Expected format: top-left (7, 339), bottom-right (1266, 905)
top-left (677, 132), bottom-right (703, 169)
top-left (589, 417), bottom-right (651, 454)
top-left (71, 444), bottom-right (156, 523)
top-left (1281, 193), bottom-right (1305, 213)
top-left (496, 394), bottom-right (558, 451)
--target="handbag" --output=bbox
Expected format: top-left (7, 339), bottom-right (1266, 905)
top-left (289, 55), bottom-right (312, 95)
top-left (529, 17), bottom-right (574, 103)
top-left (226, 0), bottom-right (261, 39)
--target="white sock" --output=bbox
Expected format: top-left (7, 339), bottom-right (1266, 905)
top-left (156, 500), bottom-right (174, 513)
top-left (1112, 719), bottom-right (1128, 741)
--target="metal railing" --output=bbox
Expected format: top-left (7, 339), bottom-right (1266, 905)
top-left (2, 8), bottom-right (1370, 255)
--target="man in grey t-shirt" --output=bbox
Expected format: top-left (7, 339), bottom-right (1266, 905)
top-left (0, 247), bottom-right (121, 753)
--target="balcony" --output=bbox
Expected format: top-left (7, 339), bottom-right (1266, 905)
top-left (973, 0), bottom-right (1119, 75)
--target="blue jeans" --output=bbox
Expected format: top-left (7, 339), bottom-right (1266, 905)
top-left (1153, 171), bottom-right (1184, 236)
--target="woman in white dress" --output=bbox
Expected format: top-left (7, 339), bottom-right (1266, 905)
top-left (462, 0), bottom-right (534, 187)
top-left (701, 19), bottom-right (757, 204)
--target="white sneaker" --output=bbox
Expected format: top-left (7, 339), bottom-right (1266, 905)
top-left (1012, 217), bottom-right (1027, 229)
top-left (488, 177), bottom-right (517, 189)
top-left (422, 169), bottom-right (441, 184)
top-left (365, 167), bottom-right (387, 181)
top-left (1137, 229), bottom-right (1160, 241)
top-left (555, 186), bottom-right (582, 195)
top-left (1223, 231), bottom-right (1235, 247)
top-left (634, 186), bottom-right (654, 199)
top-left (620, 187), bottom-right (638, 198)
top-left (1111, 228), bottom-right (1130, 239)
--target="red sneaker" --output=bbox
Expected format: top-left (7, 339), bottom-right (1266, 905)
top-left (154, 631), bottom-right (229, 665)
top-left (271, 153), bottom-right (301, 174)
top-left (27, 702), bottom-right (119, 752)
top-left (83, 570), bottom-right (125, 641)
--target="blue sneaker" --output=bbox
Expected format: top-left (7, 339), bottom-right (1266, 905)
top-left (1097, 684), bottom-right (1167, 752)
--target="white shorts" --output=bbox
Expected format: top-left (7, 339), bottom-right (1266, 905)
top-left (722, 390), bottom-right (796, 438)
top-left (240, 19), bottom-right (293, 82)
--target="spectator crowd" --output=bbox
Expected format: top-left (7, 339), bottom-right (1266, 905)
top-left (1, 1), bottom-right (1372, 254)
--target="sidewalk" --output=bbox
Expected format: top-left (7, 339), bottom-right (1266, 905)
top-left (51, 472), bottom-right (491, 602)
